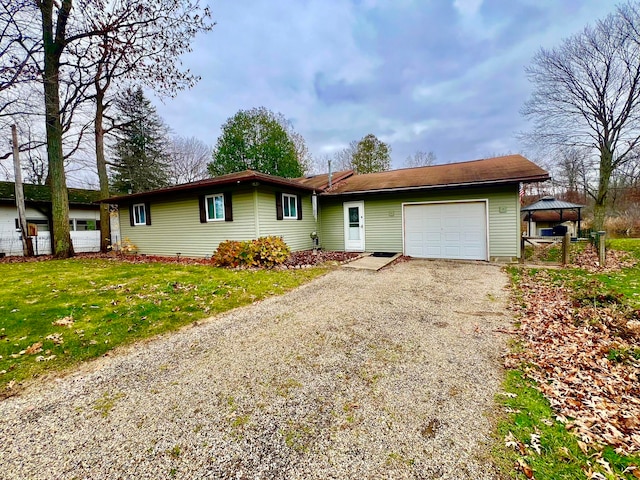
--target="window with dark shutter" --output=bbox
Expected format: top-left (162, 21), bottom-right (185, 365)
top-left (275, 192), bottom-right (283, 220)
top-left (144, 202), bottom-right (151, 225)
top-left (131, 203), bottom-right (148, 226)
top-left (199, 195), bottom-right (207, 223)
top-left (224, 192), bottom-right (233, 222)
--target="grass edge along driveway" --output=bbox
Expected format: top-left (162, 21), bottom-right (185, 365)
top-left (0, 258), bottom-right (326, 395)
top-left (494, 238), bottom-right (640, 480)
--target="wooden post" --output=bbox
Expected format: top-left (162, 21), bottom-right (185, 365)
top-left (598, 231), bottom-right (606, 267)
top-left (11, 125), bottom-right (34, 257)
top-left (562, 232), bottom-right (571, 265)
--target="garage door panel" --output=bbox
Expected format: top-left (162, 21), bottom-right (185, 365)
top-left (404, 202), bottom-right (487, 260)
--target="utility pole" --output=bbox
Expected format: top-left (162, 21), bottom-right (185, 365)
top-left (12, 125), bottom-right (34, 257)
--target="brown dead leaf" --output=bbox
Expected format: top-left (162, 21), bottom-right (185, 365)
top-left (507, 264), bottom-right (640, 455)
top-left (577, 440), bottom-right (589, 454)
top-left (25, 342), bottom-right (42, 355)
top-left (52, 316), bottom-right (74, 327)
top-left (517, 458), bottom-right (535, 479)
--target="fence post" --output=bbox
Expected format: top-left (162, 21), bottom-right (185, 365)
top-left (562, 233), bottom-right (571, 265)
top-left (598, 231), bottom-right (606, 267)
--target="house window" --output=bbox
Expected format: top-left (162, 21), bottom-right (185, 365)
top-left (283, 194), bottom-right (297, 219)
top-left (133, 203), bottom-right (146, 225)
top-left (69, 219), bottom-right (98, 231)
top-left (205, 194), bottom-right (225, 221)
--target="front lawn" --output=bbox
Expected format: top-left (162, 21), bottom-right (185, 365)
top-left (496, 238), bottom-right (640, 479)
top-left (0, 258), bottom-right (326, 395)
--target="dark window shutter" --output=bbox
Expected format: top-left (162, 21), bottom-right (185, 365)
top-left (297, 195), bottom-right (303, 220)
top-left (129, 205), bottom-right (135, 226)
top-left (224, 192), bottom-right (233, 221)
top-left (199, 195), bottom-right (206, 223)
top-left (145, 202), bottom-right (151, 225)
top-left (15, 218), bottom-right (19, 229)
top-left (275, 192), bottom-right (283, 220)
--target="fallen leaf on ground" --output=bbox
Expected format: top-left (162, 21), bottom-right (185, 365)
top-left (25, 342), bottom-right (42, 355)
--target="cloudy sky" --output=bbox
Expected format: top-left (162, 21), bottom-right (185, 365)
top-left (155, 0), bottom-right (615, 171)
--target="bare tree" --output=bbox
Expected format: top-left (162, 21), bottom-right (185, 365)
top-left (1, 0), bottom-right (214, 255)
top-left (167, 136), bottom-right (211, 185)
top-left (0, 2), bottom-right (41, 118)
top-left (404, 150), bottom-right (436, 168)
top-left (551, 147), bottom-right (593, 203)
top-left (328, 141), bottom-right (358, 172)
top-left (80, 0), bottom-right (213, 250)
top-left (522, 2), bottom-right (640, 231)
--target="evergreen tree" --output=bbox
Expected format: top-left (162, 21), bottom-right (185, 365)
top-left (110, 87), bottom-right (171, 193)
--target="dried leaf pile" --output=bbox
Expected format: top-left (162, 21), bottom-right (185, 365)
top-left (507, 251), bottom-right (640, 455)
top-left (572, 244), bottom-right (638, 273)
top-left (0, 250), bottom-right (359, 268)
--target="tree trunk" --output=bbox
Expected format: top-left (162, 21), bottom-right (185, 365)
top-left (94, 91), bottom-right (111, 252)
top-left (41, 0), bottom-right (73, 258)
top-left (593, 147), bottom-right (614, 232)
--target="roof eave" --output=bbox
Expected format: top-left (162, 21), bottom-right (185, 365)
top-left (100, 173), bottom-right (315, 203)
top-left (321, 174), bottom-right (550, 196)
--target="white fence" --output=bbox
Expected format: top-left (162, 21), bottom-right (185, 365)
top-left (0, 231), bottom-right (101, 256)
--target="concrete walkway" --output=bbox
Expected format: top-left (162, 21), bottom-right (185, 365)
top-left (343, 252), bottom-right (401, 270)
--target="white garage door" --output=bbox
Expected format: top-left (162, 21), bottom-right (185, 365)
top-left (404, 202), bottom-right (488, 260)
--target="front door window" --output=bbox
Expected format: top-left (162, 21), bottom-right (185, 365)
top-left (348, 207), bottom-right (360, 240)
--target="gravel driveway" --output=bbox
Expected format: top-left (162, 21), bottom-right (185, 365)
top-left (0, 260), bottom-right (510, 479)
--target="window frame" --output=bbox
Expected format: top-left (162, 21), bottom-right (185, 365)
top-left (132, 203), bottom-right (147, 226)
top-left (205, 193), bottom-right (226, 222)
top-left (282, 193), bottom-right (298, 220)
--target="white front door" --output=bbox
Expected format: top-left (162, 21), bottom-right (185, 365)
top-left (344, 201), bottom-right (365, 251)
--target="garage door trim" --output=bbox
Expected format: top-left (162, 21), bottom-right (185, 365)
top-left (402, 199), bottom-right (490, 260)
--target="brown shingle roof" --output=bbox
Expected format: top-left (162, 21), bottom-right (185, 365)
top-left (323, 155), bottom-right (549, 195)
top-left (295, 170), bottom-right (354, 190)
top-left (101, 170), bottom-right (316, 203)
top-left (525, 211), bottom-right (580, 222)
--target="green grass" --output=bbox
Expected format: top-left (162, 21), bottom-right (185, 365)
top-left (596, 239), bottom-right (640, 308)
top-left (609, 238), bottom-right (640, 259)
top-left (0, 258), bottom-right (326, 392)
top-left (495, 371), bottom-right (639, 479)
top-left (496, 238), bottom-right (640, 478)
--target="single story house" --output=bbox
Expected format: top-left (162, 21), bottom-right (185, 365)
top-left (0, 181), bottom-right (112, 256)
top-left (102, 155), bottom-right (549, 262)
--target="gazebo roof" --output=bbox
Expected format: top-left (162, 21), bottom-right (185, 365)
top-left (521, 196), bottom-right (584, 211)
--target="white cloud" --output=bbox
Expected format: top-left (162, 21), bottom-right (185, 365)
top-left (453, 0), bottom-right (483, 17)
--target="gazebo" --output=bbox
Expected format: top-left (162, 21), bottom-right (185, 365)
top-left (521, 196), bottom-right (584, 237)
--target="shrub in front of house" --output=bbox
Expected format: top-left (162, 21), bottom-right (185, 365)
top-left (212, 236), bottom-right (290, 268)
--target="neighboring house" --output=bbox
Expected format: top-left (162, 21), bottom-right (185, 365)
top-left (103, 155), bottom-right (549, 262)
top-left (0, 181), bottom-right (107, 256)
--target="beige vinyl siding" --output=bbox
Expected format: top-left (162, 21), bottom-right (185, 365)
top-left (118, 190), bottom-right (256, 257)
top-left (254, 188), bottom-right (316, 251)
top-left (317, 198), bottom-right (344, 251)
top-left (318, 185), bottom-right (520, 258)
